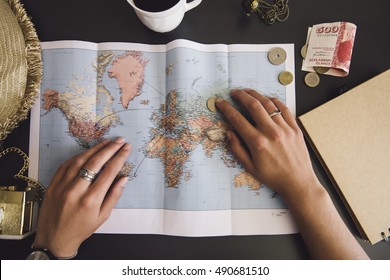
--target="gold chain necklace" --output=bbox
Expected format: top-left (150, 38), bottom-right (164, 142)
top-left (0, 147), bottom-right (45, 201)
top-left (242, 0), bottom-right (290, 25)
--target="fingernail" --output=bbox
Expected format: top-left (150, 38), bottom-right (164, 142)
top-left (215, 97), bottom-right (224, 104)
top-left (123, 143), bottom-right (132, 151)
top-left (121, 177), bottom-right (129, 188)
top-left (115, 137), bottom-right (125, 144)
top-left (230, 92), bottom-right (237, 99)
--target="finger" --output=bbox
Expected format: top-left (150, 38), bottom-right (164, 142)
top-left (44, 161), bottom-right (70, 196)
top-left (226, 131), bottom-right (257, 176)
top-left (45, 139), bottom-right (111, 193)
top-left (60, 139), bottom-right (112, 183)
top-left (71, 138), bottom-right (128, 188)
top-left (215, 97), bottom-right (258, 141)
top-left (230, 89), bottom-right (278, 130)
top-left (242, 89), bottom-right (285, 126)
top-left (99, 176), bottom-right (128, 223)
top-left (89, 143), bottom-right (132, 203)
top-left (269, 97), bottom-right (300, 130)
top-left (77, 138), bottom-right (112, 163)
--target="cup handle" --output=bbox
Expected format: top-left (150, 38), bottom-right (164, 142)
top-left (185, 0), bottom-right (202, 12)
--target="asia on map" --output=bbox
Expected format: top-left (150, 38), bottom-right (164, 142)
top-left (30, 40), bottom-right (297, 236)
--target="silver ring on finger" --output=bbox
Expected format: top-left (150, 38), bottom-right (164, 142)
top-left (78, 167), bottom-right (97, 182)
top-left (268, 109), bottom-right (282, 118)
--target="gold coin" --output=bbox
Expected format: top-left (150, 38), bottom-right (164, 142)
top-left (278, 71), bottom-right (294, 85)
top-left (207, 97), bottom-right (218, 112)
top-left (268, 47), bottom-right (287, 65)
top-left (313, 66), bottom-right (330, 74)
top-left (304, 72), bottom-right (320, 87)
top-left (301, 44), bottom-right (307, 59)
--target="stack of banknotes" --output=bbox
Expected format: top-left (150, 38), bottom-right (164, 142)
top-left (301, 22), bottom-right (357, 86)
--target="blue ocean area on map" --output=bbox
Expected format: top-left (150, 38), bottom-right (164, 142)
top-left (37, 41), bottom-right (292, 212)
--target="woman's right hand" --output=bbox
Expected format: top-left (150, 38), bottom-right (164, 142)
top-left (217, 89), bottom-right (369, 259)
top-left (33, 138), bottom-right (131, 259)
top-left (215, 89), bottom-right (321, 200)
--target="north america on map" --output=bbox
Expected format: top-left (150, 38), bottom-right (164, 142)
top-left (41, 49), bottom-right (261, 192)
top-left (37, 41), bottom-right (297, 213)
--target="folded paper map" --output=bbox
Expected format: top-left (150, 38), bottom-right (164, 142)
top-left (29, 40), bottom-right (297, 236)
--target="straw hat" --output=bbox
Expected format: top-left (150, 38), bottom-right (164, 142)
top-left (0, 0), bottom-right (42, 141)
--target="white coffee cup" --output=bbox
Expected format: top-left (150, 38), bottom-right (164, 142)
top-left (127, 0), bottom-right (202, 33)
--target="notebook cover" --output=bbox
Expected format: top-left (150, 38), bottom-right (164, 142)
top-left (298, 70), bottom-right (390, 244)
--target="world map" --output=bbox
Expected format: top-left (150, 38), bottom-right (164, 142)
top-left (41, 48), bottom-right (260, 192)
top-left (35, 40), bottom-right (295, 212)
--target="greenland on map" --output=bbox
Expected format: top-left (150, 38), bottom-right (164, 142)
top-left (30, 40), bottom-right (297, 236)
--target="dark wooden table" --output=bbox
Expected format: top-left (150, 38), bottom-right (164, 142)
top-left (1, 0), bottom-right (389, 259)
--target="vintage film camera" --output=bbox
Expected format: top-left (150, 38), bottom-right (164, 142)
top-left (0, 185), bottom-right (41, 239)
top-left (0, 148), bottom-right (45, 239)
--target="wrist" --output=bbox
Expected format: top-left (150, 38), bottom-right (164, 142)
top-left (27, 245), bottom-right (77, 260)
top-left (280, 177), bottom-right (328, 210)
top-left (26, 247), bottom-right (57, 260)
top-left (32, 237), bottom-right (78, 259)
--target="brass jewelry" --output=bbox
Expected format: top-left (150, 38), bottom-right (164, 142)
top-left (0, 147), bottom-right (45, 199)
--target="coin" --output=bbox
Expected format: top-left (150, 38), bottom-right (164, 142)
top-left (301, 44), bottom-right (307, 59)
top-left (304, 72), bottom-right (320, 87)
top-left (268, 47), bottom-right (287, 65)
top-left (313, 66), bottom-right (330, 74)
top-left (207, 97), bottom-right (218, 112)
top-left (278, 71), bottom-right (294, 85)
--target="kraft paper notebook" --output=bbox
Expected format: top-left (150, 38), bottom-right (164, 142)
top-left (298, 69), bottom-right (390, 244)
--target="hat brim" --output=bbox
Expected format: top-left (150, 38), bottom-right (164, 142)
top-left (0, 0), bottom-right (42, 141)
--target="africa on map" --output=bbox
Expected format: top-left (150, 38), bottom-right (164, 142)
top-left (32, 40), bottom-right (296, 232)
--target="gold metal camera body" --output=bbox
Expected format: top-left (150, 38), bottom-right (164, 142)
top-left (0, 185), bottom-right (40, 239)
